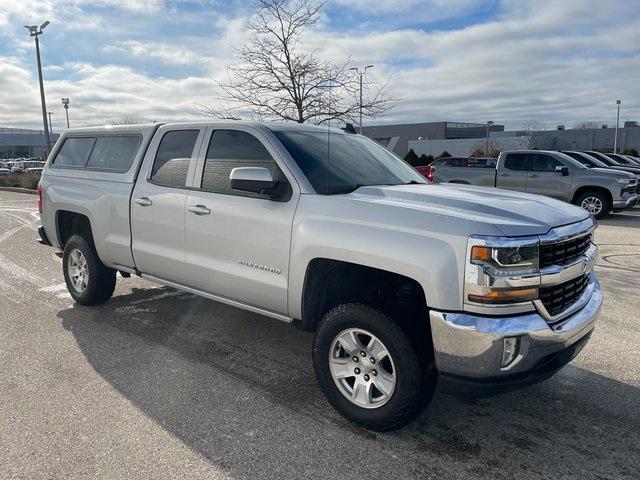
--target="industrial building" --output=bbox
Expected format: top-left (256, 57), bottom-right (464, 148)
top-left (0, 127), bottom-right (60, 160)
top-left (362, 121), bottom-right (640, 158)
top-left (361, 121), bottom-right (504, 157)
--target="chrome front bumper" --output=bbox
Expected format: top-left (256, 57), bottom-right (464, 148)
top-left (429, 274), bottom-right (602, 383)
top-left (613, 193), bottom-right (638, 209)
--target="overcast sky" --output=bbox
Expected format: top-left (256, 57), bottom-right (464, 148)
top-left (1, 0), bottom-right (638, 132)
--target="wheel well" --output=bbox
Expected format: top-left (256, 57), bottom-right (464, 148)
top-left (301, 259), bottom-right (428, 336)
top-left (57, 211), bottom-right (94, 247)
top-left (572, 186), bottom-right (612, 206)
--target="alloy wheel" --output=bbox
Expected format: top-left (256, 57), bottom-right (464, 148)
top-left (67, 248), bottom-right (89, 293)
top-left (581, 196), bottom-right (603, 216)
top-left (329, 328), bottom-right (396, 409)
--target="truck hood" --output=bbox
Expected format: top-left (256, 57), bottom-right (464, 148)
top-left (352, 183), bottom-right (590, 237)
top-left (590, 167), bottom-right (638, 179)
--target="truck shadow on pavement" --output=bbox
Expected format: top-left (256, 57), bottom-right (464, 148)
top-left (598, 208), bottom-right (640, 228)
top-left (57, 287), bottom-right (640, 480)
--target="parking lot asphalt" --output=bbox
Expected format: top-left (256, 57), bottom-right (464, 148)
top-left (0, 190), bottom-right (639, 480)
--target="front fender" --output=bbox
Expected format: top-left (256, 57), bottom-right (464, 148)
top-left (288, 209), bottom-right (467, 319)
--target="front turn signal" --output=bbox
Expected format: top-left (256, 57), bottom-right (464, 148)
top-left (468, 287), bottom-right (538, 305)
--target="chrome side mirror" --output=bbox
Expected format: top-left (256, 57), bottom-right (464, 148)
top-left (230, 167), bottom-right (280, 197)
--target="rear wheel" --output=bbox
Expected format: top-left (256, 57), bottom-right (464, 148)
top-left (313, 303), bottom-right (436, 431)
top-left (576, 191), bottom-right (611, 219)
top-left (63, 235), bottom-right (116, 305)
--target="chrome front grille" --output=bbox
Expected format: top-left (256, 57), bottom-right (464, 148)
top-left (539, 234), bottom-right (592, 268)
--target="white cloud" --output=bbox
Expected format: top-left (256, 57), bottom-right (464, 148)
top-left (104, 41), bottom-right (203, 66)
top-left (306, 0), bottom-right (640, 126)
top-left (329, 0), bottom-right (487, 21)
top-left (0, 56), bottom-right (220, 129)
top-left (0, 0), bottom-right (638, 131)
top-left (0, 0), bottom-right (165, 27)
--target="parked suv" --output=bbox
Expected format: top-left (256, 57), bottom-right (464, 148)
top-left (431, 150), bottom-right (637, 218)
top-left (38, 123), bottom-right (603, 430)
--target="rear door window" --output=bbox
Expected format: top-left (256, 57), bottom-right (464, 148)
top-left (86, 135), bottom-right (142, 171)
top-left (504, 153), bottom-right (528, 171)
top-left (149, 130), bottom-right (199, 188)
top-left (54, 137), bottom-right (96, 167)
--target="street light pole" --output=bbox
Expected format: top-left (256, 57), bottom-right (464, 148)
top-left (486, 120), bottom-right (494, 154)
top-left (48, 112), bottom-right (54, 137)
top-left (349, 65), bottom-right (374, 134)
top-left (25, 21), bottom-right (52, 157)
top-left (61, 98), bottom-right (70, 128)
top-left (614, 99), bottom-right (621, 154)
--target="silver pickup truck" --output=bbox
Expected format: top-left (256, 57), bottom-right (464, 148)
top-left (38, 123), bottom-right (603, 430)
top-left (431, 150), bottom-right (638, 218)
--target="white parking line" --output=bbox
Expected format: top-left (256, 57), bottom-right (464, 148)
top-left (0, 225), bottom-right (24, 243)
top-left (0, 277), bottom-right (24, 303)
top-left (0, 211), bottom-right (37, 230)
top-left (39, 283), bottom-right (68, 293)
top-left (0, 254), bottom-right (46, 286)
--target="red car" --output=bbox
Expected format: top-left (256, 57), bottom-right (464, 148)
top-left (414, 165), bottom-right (433, 181)
top-left (415, 157), bottom-right (496, 182)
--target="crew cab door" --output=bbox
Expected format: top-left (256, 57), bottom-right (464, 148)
top-left (131, 126), bottom-right (206, 284)
top-left (496, 153), bottom-right (528, 191)
top-left (524, 153), bottom-right (571, 201)
top-left (183, 127), bottom-right (298, 315)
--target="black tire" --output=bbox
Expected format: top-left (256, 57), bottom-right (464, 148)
top-left (313, 303), bottom-right (436, 431)
top-left (63, 234), bottom-right (116, 305)
top-left (575, 191), bottom-right (611, 219)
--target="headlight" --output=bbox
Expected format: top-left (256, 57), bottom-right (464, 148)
top-left (614, 177), bottom-right (632, 184)
top-left (470, 245), bottom-right (538, 273)
top-left (465, 237), bottom-right (540, 308)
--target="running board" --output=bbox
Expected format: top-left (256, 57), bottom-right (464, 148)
top-left (140, 273), bottom-right (292, 324)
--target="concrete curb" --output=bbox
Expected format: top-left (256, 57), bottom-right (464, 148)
top-left (0, 186), bottom-right (37, 195)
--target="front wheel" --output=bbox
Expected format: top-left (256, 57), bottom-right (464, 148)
top-left (313, 303), bottom-right (436, 431)
top-left (575, 191), bottom-right (611, 219)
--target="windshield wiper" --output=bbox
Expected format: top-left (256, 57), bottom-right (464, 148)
top-left (326, 181), bottom-right (425, 194)
top-left (326, 184), bottom-right (367, 194)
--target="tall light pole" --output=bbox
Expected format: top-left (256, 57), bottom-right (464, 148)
top-left (614, 99), bottom-right (621, 153)
top-left (24, 21), bottom-right (52, 157)
top-left (61, 98), bottom-right (70, 128)
top-left (486, 120), bottom-right (494, 154)
top-left (48, 112), bottom-right (54, 137)
top-left (349, 65), bottom-right (374, 134)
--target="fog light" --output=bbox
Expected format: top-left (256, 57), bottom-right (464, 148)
top-left (501, 336), bottom-right (521, 368)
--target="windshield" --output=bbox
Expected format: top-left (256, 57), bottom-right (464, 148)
top-left (588, 152), bottom-right (617, 166)
top-left (610, 154), bottom-right (633, 165)
top-left (274, 131), bottom-right (426, 194)
top-left (555, 152), bottom-right (588, 169)
top-left (562, 151), bottom-right (595, 167)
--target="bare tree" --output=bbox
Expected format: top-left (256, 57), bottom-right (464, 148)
top-left (520, 119), bottom-right (545, 135)
top-left (106, 114), bottom-right (146, 125)
top-left (199, 0), bottom-right (396, 124)
top-left (471, 139), bottom-right (501, 158)
top-left (573, 121), bottom-right (601, 130)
